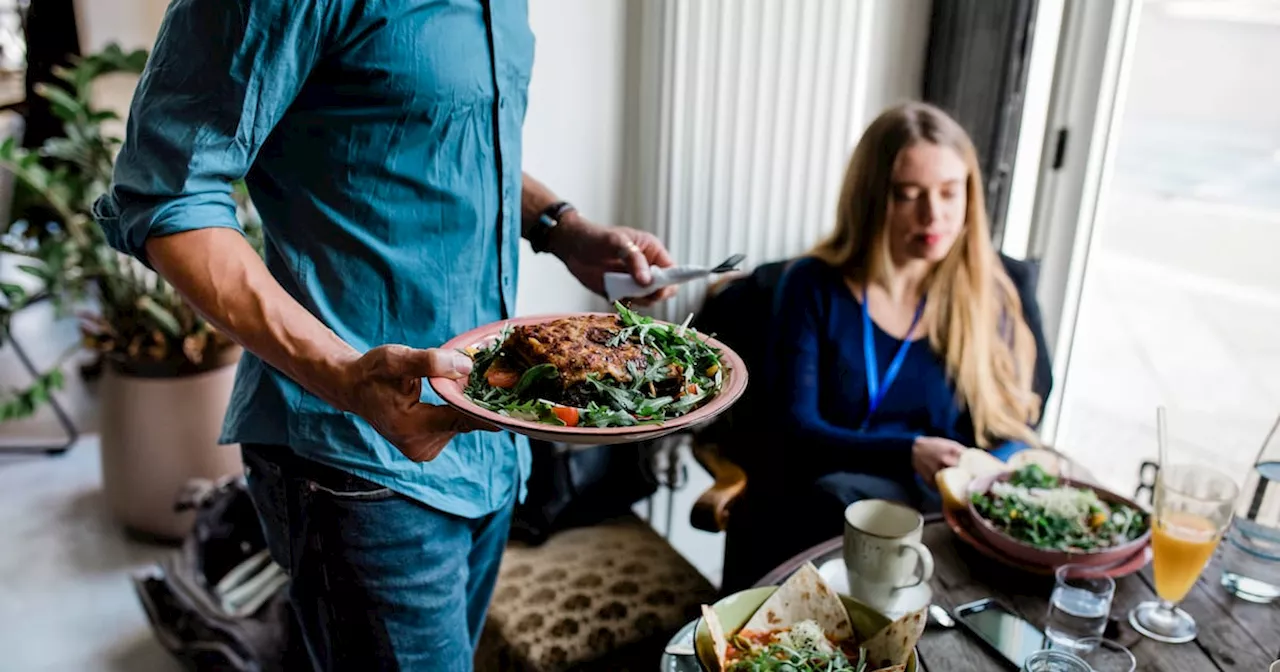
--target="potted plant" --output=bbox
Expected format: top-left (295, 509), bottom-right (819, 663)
top-left (0, 43), bottom-right (262, 540)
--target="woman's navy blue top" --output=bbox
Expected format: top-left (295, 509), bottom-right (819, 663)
top-left (766, 256), bottom-right (1053, 484)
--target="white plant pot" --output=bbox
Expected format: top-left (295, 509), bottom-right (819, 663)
top-left (99, 348), bottom-right (244, 541)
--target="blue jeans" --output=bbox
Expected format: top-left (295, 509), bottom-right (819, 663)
top-left (241, 443), bottom-right (513, 672)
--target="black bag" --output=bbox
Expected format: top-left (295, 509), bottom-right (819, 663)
top-left (508, 438), bottom-right (663, 545)
top-left (132, 477), bottom-right (308, 672)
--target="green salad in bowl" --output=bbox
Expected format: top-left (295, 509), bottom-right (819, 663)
top-left (970, 465), bottom-right (1149, 554)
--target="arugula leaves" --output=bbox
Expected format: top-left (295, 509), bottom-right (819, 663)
top-left (727, 638), bottom-right (868, 672)
top-left (513, 363), bottom-right (558, 396)
top-left (1008, 464), bottom-right (1058, 489)
top-left (971, 465), bottom-right (1149, 552)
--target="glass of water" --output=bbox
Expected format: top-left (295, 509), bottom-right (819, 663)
top-left (1044, 564), bottom-right (1115, 653)
top-left (1072, 637), bottom-right (1136, 672)
top-left (1021, 650), bottom-right (1090, 672)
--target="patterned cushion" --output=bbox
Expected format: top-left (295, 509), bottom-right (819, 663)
top-left (476, 514), bottom-right (716, 671)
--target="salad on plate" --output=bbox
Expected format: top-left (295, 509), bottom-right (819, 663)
top-left (461, 302), bottom-right (726, 428)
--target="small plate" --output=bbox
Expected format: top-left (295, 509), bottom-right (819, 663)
top-left (815, 557), bottom-right (934, 621)
top-left (661, 619), bottom-right (701, 671)
top-left (943, 506), bottom-right (1152, 579)
top-left (428, 312), bottom-right (749, 446)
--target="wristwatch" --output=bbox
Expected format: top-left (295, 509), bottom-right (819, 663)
top-left (528, 201), bottom-right (576, 254)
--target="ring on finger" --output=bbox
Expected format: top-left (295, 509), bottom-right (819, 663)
top-left (617, 241), bottom-right (641, 258)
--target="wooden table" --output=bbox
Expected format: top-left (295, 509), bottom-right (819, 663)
top-left (755, 515), bottom-right (1279, 671)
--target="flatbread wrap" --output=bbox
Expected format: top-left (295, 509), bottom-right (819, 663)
top-left (701, 604), bottom-right (730, 672)
top-left (862, 607), bottom-right (928, 671)
top-left (740, 563), bottom-right (854, 642)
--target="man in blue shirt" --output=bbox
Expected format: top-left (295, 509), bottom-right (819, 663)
top-left (93, 0), bottom-right (675, 669)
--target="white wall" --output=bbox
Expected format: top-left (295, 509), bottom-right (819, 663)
top-left (72, 0), bottom-right (167, 131)
top-left (71, 0), bottom-right (619, 317)
top-left (515, 0), bottom-right (626, 316)
top-left (73, 0), bottom-right (167, 53)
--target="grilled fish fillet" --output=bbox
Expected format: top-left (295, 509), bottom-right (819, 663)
top-left (504, 315), bottom-right (652, 387)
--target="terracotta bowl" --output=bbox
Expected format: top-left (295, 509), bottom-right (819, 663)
top-left (966, 471), bottom-right (1152, 569)
top-left (428, 312), bottom-right (749, 446)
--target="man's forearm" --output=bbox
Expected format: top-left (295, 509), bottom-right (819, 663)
top-left (520, 172), bottom-right (561, 239)
top-left (520, 172), bottom-right (591, 258)
top-left (144, 227), bottom-right (359, 411)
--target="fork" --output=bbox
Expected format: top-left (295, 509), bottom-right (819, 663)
top-left (709, 253), bottom-right (746, 273)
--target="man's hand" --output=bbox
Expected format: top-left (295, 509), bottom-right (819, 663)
top-left (911, 436), bottom-right (966, 486)
top-left (548, 212), bottom-right (677, 306)
top-left (335, 345), bottom-right (496, 462)
top-left (143, 228), bottom-right (495, 465)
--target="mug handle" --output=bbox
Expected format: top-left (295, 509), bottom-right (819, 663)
top-left (894, 540), bottom-right (935, 589)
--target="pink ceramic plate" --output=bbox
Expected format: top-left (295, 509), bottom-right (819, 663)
top-left (427, 312), bottom-right (749, 446)
top-left (966, 471), bottom-right (1153, 569)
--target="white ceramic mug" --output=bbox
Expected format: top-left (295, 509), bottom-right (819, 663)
top-left (843, 499), bottom-right (935, 610)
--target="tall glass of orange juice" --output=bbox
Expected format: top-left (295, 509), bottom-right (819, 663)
top-left (1129, 464), bottom-right (1238, 644)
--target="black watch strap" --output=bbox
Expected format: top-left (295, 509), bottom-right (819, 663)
top-left (529, 201), bottom-right (575, 253)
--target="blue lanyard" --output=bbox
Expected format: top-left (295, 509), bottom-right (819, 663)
top-left (861, 288), bottom-right (925, 429)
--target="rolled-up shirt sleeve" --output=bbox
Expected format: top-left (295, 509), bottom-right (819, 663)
top-left (93, 0), bottom-right (328, 263)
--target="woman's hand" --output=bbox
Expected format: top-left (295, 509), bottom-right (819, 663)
top-left (912, 436), bottom-right (966, 485)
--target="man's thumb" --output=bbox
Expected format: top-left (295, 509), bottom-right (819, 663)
top-left (394, 347), bottom-right (474, 379)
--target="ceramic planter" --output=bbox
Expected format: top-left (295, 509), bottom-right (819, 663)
top-left (99, 346), bottom-right (244, 541)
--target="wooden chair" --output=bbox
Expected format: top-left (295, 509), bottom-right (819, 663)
top-left (683, 261), bottom-right (795, 535)
top-left (689, 438), bottom-right (747, 533)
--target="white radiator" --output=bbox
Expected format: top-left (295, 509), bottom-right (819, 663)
top-left (623, 0), bottom-right (931, 323)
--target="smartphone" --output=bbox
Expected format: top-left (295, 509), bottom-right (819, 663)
top-left (953, 598), bottom-right (1048, 670)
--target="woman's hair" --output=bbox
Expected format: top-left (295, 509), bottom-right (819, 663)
top-left (810, 101), bottom-right (1041, 448)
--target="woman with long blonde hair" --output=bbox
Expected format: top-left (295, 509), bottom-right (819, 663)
top-left (722, 101), bottom-right (1052, 590)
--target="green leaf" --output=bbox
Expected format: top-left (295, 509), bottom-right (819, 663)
top-left (585, 376), bottom-right (639, 413)
top-left (34, 83), bottom-right (83, 122)
top-left (580, 402), bottom-right (637, 428)
top-left (50, 64), bottom-right (76, 86)
top-left (135, 295), bottom-right (183, 337)
top-left (512, 363), bottom-right (558, 396)
top-left (41, 138), bottom-right (88, 165)
top-left (88, 110), bottom-right (120, 124)
top-left (0, 367), bottom-right (67, 422)
top-left (17, 151), bottom-right (41, 170)
top-left (125, 49), bottom-right (150, 72)
top-left (16, 263), bottom-right (50, 281)
top-left (635, 395), bottom-right (673, 417)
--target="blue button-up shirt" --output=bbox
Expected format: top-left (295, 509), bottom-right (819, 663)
top-left (93, 0), bottom-right (534, 518)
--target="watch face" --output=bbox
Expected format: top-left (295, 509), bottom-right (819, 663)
top-left (530, 213), bottom-right (558, 253)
